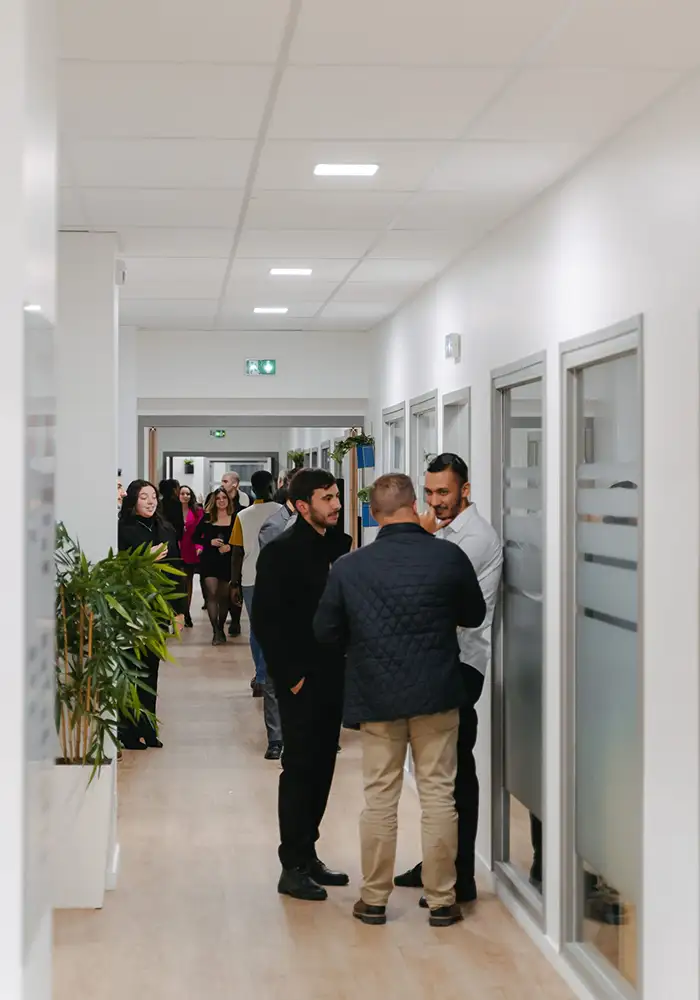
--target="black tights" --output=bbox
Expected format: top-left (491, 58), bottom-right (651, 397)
top-left (203, 577), bottom-right (230, 632)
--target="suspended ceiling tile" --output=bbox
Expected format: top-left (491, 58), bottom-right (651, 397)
top-left (236, 229), bottom-right (376, 259)
top-left (254, 140), bottom-right (451, 192)
top-left (245, 190), bottom-right (405, 230)
top-left (424, 140), bottom-right (586, 193)
top-left (123, 257), bottom-right (229, 299)
top-left (68, 139), bottom-right (256, 189)
top-left (59, 0), bottom-right (290, 63)
top-left (117, 228), bottom-right (236, 259)
top-left (470, 67), bottom-right (680, 143)
top-left (290, 0), bottom-right (568, 67)
top-left (60, 62), bottom-right (272, 139)
top-left (269, 66), bottom-right (508, 140)
top-left (230, 258), bottom-right (357, 283)
top-left (369, 230), bottom-right (467, 260)
top-left (82, 188), bottom-right (244, 228)
top-left (349, 258), bottom-right (441, 283)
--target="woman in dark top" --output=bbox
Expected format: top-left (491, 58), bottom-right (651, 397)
top-left (159, 478), bottom-right (184, 542)
top-left (118, 479), bottom-right (185, 750)
top-left (193, 487), bottom-right (234, 646)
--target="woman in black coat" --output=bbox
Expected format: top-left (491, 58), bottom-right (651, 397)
top-left (118, 479), bottom-right (185, 749)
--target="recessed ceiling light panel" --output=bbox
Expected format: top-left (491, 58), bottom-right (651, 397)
top-left (254, 307), bottom-right (288, 314)
top-left (269, 268), bottom-right (312, 276)
top-left (314, 163), bottom-right (379, 177)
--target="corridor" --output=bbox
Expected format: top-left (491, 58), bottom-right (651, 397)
top-left (53, 621), bottom-right (573, 1000)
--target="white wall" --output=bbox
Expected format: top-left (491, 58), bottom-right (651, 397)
top-left (136, 330), bottom-right (370, 401)
top-left (118, 326), bottom-right (138, 484)
top-left (0, 0), bottom-right (55, 994)
top-left (369, 74), bottom-right (700, 1000)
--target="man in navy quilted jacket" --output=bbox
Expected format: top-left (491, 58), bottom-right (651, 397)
top-left (314, 473), bottom-right (485, 928)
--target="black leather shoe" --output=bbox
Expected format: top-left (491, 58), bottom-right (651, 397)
top-left (228, 624), bottom-right (241, 637)
top-left (428, 903), bottom-right (464, 927)
top-left (394, 863), bottom-right (423, 888)
top-left (305, 859), bottom-right (350, 887)
top-left (353, 899), bottom-right (387, 925)
top-left (419, 878), bottom-right (476, 908)
top-left (278, 868), bottom-right (327, 901)
top-left (265, 742), bottom-right (283, 761)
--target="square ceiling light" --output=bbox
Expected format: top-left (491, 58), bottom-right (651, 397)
top-left (313, 163), bottom-right (379, 176)
top-left (269, 268), bottom-right (313, 276)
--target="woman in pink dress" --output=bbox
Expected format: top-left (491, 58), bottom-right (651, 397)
top-left (178, 485), bottom-right (204, 627)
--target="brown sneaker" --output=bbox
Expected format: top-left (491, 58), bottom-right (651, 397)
top-left (428, 903), bottom-right (464, 927)
top-left (353, 899), bottom-right (387, 926)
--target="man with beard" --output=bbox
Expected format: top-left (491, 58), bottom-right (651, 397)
top-left (252, 469), bottom-right (352, 901)
top-left (394, 453), bottom-right (503, 908)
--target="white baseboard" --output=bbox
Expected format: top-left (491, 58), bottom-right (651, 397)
top-left (105, 841), bottom-right (120, 891)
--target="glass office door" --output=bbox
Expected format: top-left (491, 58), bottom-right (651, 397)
top-left (382, 403), bottom-right (406, 474)
top-left (492, 355), bottom-right (545, 921)
top-left (410, 391), bottom-right (438, 505)
top-left (562, 321), bottom-right (642, 997)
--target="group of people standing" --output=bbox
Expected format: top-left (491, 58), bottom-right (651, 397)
top-left (250, 455), bottom-right (503, 929)
top-left (117, 452), bottom-right (505, 928)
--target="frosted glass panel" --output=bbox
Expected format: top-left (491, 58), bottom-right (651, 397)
top-left (572, 351), bottom-right (640, 987)
top-left (500, 379), bottom-right (543, 892)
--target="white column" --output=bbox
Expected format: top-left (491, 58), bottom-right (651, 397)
top-left (0, 0), bottom-right (55, 995)
top-left (118, 325), bottom-right (138, 486)
top-left (56, 232), bottom-right (119, 561)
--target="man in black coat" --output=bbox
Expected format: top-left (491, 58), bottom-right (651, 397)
top-left (251, 469), bottom-right (352, 902)
top-left (313, 474), bottom-right (485, 927)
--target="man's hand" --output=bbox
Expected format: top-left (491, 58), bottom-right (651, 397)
top-left (291, 677), bottom-right (306, 695)
top-left (419, 508), bottom-right (441, 534)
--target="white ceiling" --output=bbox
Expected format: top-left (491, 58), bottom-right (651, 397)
top-left (58, 0), bottom-right (700, 333)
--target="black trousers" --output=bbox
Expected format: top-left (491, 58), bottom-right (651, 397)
top-left (275, 672), bottom-right (343, 870)
top-left (119, 650), bottom-right (160, 745)
top-left (453, 664), bottom-right (486, 885)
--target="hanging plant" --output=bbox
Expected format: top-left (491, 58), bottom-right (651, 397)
top-left (330, 429), bottom-right (375, 467)
top-left (357, 487), bottom-right (371, 503)
top-left (183, 459), bottom-right (195, 474)
top-left (288, 449), bottom-right (305, 469)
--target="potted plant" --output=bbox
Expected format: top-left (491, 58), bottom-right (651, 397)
top-left (330, 430), bottom-right (375, 469)
top-left (183, 458), bottom-right (195, 474)
top-left (52, 524), bottom-right (181, 909)
top-left (288, 449), bottom-right (305, 469)
top-left (358, 487), bottom-right (378, 528)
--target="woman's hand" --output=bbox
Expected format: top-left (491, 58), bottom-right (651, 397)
top-left (173, 614), bottom-right (185, 635)
top-left (219, 544), bottom-right (231, 554)
top-left (211, 537), bottom-right (222, 548)
top-left (151, 542), bottom-right (168, 561)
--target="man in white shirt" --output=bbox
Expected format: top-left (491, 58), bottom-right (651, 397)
top-left (221, 470), bottom-right (250, 508)
top-left (394, 453), bottom-right (503, 906)
top-left (230, 471), bottom-right (282, 759)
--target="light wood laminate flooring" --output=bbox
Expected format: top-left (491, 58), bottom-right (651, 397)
top-left (53, 615), bottom-right (574, 1000)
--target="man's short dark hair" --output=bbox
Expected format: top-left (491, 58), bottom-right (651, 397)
top-left (370, 474), bottom-right (416, 516)
top-left (289, 468), bottom-right (336, 507)
top-left (251, 469), bottom-right (274, 498)
top-left (426, 453), bottom-right (469, 488)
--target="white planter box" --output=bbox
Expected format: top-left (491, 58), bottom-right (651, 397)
top-left (51, 760), bottom-right (114, 909)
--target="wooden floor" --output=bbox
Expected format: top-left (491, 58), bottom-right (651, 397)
top-left (53, 615), bottom-right (574, 1000)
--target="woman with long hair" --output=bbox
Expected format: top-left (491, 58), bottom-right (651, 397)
top-left (118, 479), bottom-right (185, 749)
top-left (193, 487), bottom-right (235, 645)
top-left (178, 484), bottom-right (203, 628)
top-left (159, 478), bottom-right (184, 541)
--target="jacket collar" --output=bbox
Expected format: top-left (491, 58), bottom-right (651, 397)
top-left (293, 513), bottom-right (329, 543)
top-left (376, 522), bottom-right (429, 540)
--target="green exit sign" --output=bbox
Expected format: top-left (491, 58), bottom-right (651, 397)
top-left (246, 358), bottom-right (276, 376)
top-left (210, 429), bottom-right (226, 439)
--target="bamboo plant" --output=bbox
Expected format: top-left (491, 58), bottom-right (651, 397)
top-left (55, 524), bottom-right (183, 776)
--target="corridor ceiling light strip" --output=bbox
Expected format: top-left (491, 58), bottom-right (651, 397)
top-left (24, 303), bottom-right (42, 312)
top-left (254, 307), bottom-right (288, 314)
top-left (313, 163), bottom-right (379, 176)
top-left (269, 268), bottom-right (312, 276)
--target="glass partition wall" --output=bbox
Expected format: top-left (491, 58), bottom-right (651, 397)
top-left (491, 355), bottom-right (545, 921)
top-left (562, 320), bottom-right (642, 999)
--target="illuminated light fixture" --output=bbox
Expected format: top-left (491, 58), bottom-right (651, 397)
top-left (269, 268), bottom-right (312, 276)
top-left (314, 163), bottom-right (379, 177)
top-left (254, 307), bottom-right (288, 314)
top-left (24, 304), bottom-right (42, 312)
